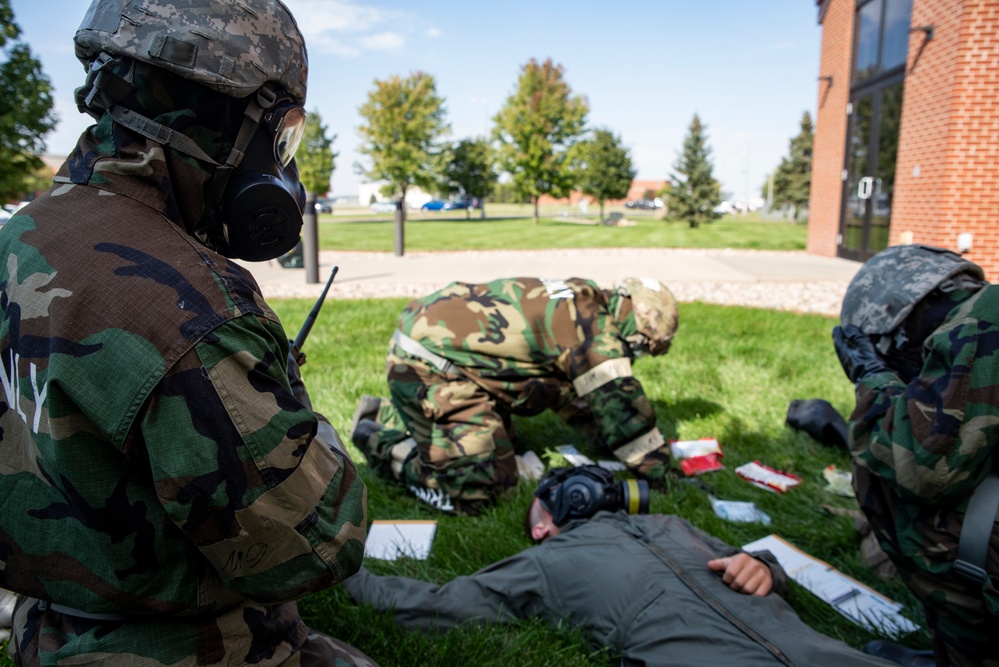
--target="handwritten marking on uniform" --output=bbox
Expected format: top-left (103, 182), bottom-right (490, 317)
top-left (222, 542), bottom-right (270, 573)
top-left (2, 349), bottom-right (47, 433)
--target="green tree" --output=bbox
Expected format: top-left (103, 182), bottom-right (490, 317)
top-left (771, 111), bottom-right (813, 222)
top-left (569, 128), bottom-right (635, 222)
top-left (441, 138), bottom-right (498, 219)
top-left (666, 114), bottom-right (722, 228)
top-left (0, 0), bottom-right (56, 202)
top-left (493, 58), bottom-right (588, 225)
top-left (356, 72), bottom-right (449, 240)
top-left (296, 109), bottom-right (336, 200)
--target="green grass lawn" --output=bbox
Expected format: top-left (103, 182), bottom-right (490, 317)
top-left (0, 298), bottom-right (929, 666)
top-left (271, 297), bottom-right (930, 666)
top-left (317, 207), bottom-right (807, 252)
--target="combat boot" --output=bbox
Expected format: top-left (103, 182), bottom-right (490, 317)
top-left (350, 395), bottom-right (382, 439)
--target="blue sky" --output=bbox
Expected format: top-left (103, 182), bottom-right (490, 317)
top-left (10, 0), bottom-right (821, 200)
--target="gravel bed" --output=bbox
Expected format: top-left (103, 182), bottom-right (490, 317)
top-left (257, 249), bottom-right (850, 318)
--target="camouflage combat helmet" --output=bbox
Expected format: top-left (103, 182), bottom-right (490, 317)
top-left (613, 278), bottom-right (679, 356)
top-left (840, 244), bottom-right (985, 338)
top-left (74, 0), bottom-right (307, 105)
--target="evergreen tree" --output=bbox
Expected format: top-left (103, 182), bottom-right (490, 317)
top-left (297, 109), bottom-right (337, 200)
top-left (0, 0), bottom-right (56, 202)
top-left (493, 58), bottom-right (588, 225)
top-left (441, 138), bottom-right (497, 219)
top-left (570, 128), bottom-right (635, 222)
top-left (665, 114), bottom-right (722, 228)
top-left (772, 111), bottom-right (813, 222)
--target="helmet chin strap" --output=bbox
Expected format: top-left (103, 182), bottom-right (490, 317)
top-left (76, 53), bottom-right (279, 243)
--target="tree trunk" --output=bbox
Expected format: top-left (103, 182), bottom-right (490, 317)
top-left (533, 197), bottom-right (539, 226)
top-left (599, 200), bottom-right (605, 224)
top-left (480, 203), bottom-right (486, 219)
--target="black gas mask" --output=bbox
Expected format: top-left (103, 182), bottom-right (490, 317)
top-left (75, 53), bottom-right (308, 262)
top-left (213, 100), bottom-right (307, 261)
top-left (535, 465), bottom-right (650, 527)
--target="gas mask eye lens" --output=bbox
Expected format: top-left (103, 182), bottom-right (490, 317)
top-left (271, 105), bottom-right (307, 168)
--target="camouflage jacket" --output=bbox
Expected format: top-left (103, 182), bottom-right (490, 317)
top-left (0, 137), bottom-right (367, 664)
top-left (848, 285), bottom-right (999, 618)
top-left (396, 277), bottom-right (660, 454)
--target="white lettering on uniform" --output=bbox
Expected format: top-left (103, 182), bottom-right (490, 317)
top-left (2, 348), bottom-right (47, 433)
top-left (30, 362), bottom-right (47, 433)
top-left (409, 485), bottom-right (455, 512)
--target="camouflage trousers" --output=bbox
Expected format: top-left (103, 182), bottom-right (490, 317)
top-left (853, 466), bottom-right (999, 667)
top-left (10, 596), bottom-right (379, 667)
top-left (356, 353), bottom-right (517, 515)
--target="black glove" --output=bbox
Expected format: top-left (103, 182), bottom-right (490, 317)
top-left (832, 324), bottom-right (891, 383)
top-left (786, 399), bottom-right (849, 450)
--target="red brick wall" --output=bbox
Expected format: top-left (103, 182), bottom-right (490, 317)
top-left (890, 0), bottom-right (963, 256)
top-left (808, 0), bottom-right (854, 256)
top-left (537, 179), bottom-right (668, 207)
top-left (811, 0), bottom-right (999, 280)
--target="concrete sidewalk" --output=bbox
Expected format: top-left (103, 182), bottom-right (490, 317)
top-left (239, 248), bottom-right (862, 317)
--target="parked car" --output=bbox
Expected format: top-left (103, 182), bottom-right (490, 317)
top-left (444, 197), bottom-right (480, 210)
top-left (625, 199), bottom-right (658, 210)
top-left (0, 209), bottom-right (10, 228)
top-left (370, 200), bottom-right (399, 213)
top-left (421, 199), bottom-right (447, 211)
top-left (315, 198), bottom-right (333, 214)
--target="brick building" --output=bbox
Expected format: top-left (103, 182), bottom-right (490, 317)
top-left (537, 179), bottom-right (667, 207)
top-left (809, 0), bottom-right (999, 279)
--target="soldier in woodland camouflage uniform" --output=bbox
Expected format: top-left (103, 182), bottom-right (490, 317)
top-left (833, 245), bottom-right (999, 667)
top-left (350, 276), bottom-right (679, 515)
top-left (0, 2), bottom-right (373, 665)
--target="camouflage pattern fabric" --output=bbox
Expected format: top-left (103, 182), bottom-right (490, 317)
top-left (847, 286), bottom-right (999, 667)
top-left (75, 0), bottom-right (308, 104)
top-left (0, 105), bottom-right (368, 664)
top-left (840, 244), bottom-right (985, 338)
top-left (356, 278), bottom-right (671, 515)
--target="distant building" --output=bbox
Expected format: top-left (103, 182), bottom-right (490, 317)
top-left (537, 179), bottom-right (668, 207)
top-left (809, 0), bottom-right (999, 279)
top-left (357, 182), bottom-right (433, 209)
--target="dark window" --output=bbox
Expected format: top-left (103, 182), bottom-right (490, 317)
top-left (853, 0), bottom-right (913, 84)
top-left (881, 0), bottom-right (913, 71)
top-left (854, 0), bottom-right (883, 82)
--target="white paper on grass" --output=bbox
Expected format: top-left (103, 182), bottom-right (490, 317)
top-left (557, 444), bottom-right (595, 466)
top-left (364, 520), bottom-right (437, 561)
top-left (742, 534), bottom-right (919, 637)
top-left (558, 444), bottom-right (626, 471)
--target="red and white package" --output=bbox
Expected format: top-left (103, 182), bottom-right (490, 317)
top-left (734, 461), bottom-right (801, 493)
top-left (670, 438), bottom-right (722, 460)
top-left (680, 453), bottom-right (724, 476)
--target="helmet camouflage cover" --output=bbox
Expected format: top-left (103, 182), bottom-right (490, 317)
top-left (840, 244), bottom-right (986, 337)
top-left (614, 277), bottom-right (679, 356)
top-left (74, 0), bottom-right (308, 104)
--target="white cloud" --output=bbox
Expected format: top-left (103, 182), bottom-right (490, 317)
top-left (357, 32), bottom-right (405, 51)
top-left (281, 0), bottom-right (412, 56)
top-left (426, 27), bottom-right (443, 38)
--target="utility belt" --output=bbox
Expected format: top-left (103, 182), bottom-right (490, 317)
top-left (954, 471), bottom-right (999, 586)
top-left (391, 330), bottom-right (457, 375)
